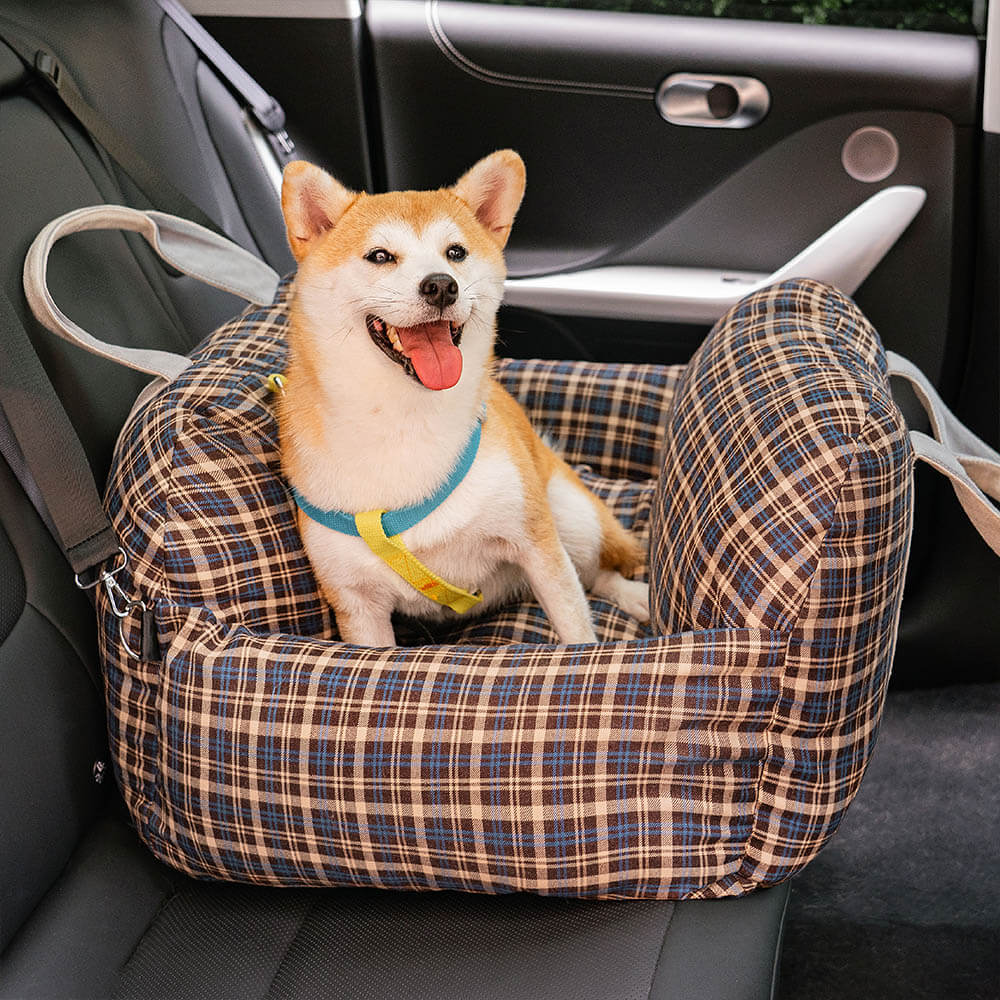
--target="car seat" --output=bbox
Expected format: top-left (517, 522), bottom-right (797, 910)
top-left (0, 1), bottom-right (789, 998)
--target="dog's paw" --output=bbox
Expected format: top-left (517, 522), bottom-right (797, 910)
top-left (594, 571), bottom-right (650, 625)
top-left (617, 579), bottom-right (650, 625)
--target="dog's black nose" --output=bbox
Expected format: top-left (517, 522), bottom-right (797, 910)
top-left (419, 272), bottom-right (459, 308)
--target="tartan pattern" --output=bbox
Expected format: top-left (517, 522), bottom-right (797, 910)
top-left (651, 278), bottom-right (913, 888)
top-left (99, 276), bottom-right (913, 898)
top-left (148, 612), bottom-right (779, 895)
top-left (494, 357), bottom-right (684, 482)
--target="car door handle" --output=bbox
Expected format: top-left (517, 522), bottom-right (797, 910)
top-left (503, 185), bottom-right (926, 324)
top-left (657, 74), bottom-right (770, 129)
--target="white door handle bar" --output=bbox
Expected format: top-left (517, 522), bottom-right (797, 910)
top-left (502, 185), bottom-right (926, 324)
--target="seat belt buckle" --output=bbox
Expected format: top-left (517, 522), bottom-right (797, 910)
top-left (34, 50), bottom-right (61, 89)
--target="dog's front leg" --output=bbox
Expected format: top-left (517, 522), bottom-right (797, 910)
top-left (325, 584), bottom-right (397, 647)
top-left (518, 532), bottom-right (598, 646)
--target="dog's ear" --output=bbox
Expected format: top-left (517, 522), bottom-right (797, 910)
top-left (452, 150), bottom-right (526, 249)
top-left (281, 161), bottom-right (356, 262)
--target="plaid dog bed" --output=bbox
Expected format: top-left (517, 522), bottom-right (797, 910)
top-left (99, 277), bottom-right (912, 898)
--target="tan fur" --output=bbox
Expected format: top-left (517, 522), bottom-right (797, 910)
top-left (277, 151), bottom-right (649, 645)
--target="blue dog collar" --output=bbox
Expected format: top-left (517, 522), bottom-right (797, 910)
top-left (293, 408), bottom-right (486, 538)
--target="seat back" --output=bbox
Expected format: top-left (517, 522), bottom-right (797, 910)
top-left (0, 0), bottom-right (296, 952)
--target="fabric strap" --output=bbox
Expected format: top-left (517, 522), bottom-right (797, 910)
top-left (0, 6), bottom-right (294, 229)
top-left (0, 17), bottom-right (226, 236)
top-left (5, 205), bottom-right (277, 583)
top-left (0, 287), bottom-right (120, 578)
top-left (23, 204), bottom-right (279, 380)
top-left (355, 510), bottom-right (483, 614)
top-left (156, 0), bottom-right (295, 167)
top-left (887, 351), bottom-right (1000, 557)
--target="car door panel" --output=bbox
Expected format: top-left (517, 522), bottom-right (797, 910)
top-left (367, 2), bottom-right (978, 382)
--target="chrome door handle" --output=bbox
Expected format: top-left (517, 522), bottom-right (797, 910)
top-left (657, 73), bottom-right (770, 128)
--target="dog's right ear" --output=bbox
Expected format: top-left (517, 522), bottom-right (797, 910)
top-left (452, 149), bottom-right (526, 249)
top-left (281, 161), bottom-right (356, 262)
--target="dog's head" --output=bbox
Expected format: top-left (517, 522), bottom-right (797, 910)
top-left (281, 151), bottom-right (525, 393)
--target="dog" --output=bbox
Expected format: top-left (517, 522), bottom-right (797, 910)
top-left (277, 150), bottom-right (649, 646)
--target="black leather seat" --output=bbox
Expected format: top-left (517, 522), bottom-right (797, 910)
top-left (0, 2), bottom-right (790, 996)
top-left (2, 810), bottom-right (789, 1000)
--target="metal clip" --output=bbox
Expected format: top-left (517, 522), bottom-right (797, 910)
top-left (76, 548), bottom-right (146, 659)
top-left (273, 129), bottom-right (295, 157)
top-left (104, 575), bottom-right (147, 661)
top-left (74, 547), bottom-right (127, 591)
top-left (34, 50), bottom-right (62, 89)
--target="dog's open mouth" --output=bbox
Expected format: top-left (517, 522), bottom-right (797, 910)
top-left (366, 315), bottom-right (464, 391)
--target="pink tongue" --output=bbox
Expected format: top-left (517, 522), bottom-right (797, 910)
top-left (396, 321), bottom-right (462, 390)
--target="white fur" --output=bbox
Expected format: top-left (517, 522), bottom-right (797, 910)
top-left (290, 219), bottom-right (499, 514)
top-left (302, 448), bottom-right (533, 634)
top-left (546, 470), bottom-right (602, 588)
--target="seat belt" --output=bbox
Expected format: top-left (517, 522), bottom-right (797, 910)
top-left (0, 7), bottom-right (295, 237)
top-left (0, 288), bottom-right (124, 689)
top-left (156, 0), bottom-right (296, 168)
top-left (0, 18), bottom-right (222, 236)
top-left (0, 288), bottom-right (121, 580)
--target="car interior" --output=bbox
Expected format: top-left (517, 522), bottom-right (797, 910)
top-left (0, 1), bottom-right (996, 998)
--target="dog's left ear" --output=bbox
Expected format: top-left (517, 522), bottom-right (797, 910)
top-left (452, 150), bottom-right (526, 249)
top-left (281, 160), bottom-right (356, 262)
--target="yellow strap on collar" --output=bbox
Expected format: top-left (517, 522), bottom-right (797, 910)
top-left (354, 509), bottom-right (483, 614)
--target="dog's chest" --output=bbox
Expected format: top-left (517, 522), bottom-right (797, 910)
top-left (300, 448), bottom-right (529, 617)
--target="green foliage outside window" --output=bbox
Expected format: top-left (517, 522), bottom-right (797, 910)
top-left (471, 0), bottom-right (982, 33)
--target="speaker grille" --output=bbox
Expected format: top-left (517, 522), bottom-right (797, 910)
top-left (842, 126), bottom-right (899, 183)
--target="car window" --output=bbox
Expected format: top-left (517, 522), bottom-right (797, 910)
top-left (465, 0), bottom-right (984, 34)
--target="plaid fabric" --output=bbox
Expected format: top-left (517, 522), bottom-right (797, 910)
top-left (651, 278), bottom-right (914, 887)
top-left (494, 357), bottom-right (684, 482)
top-left (99, 276), bottom-right (913, 898)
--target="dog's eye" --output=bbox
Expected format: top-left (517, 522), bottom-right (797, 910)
top-left (364, 248), bottom-right (396, 265)
top-left (446, 244), bottom-right (468, 263)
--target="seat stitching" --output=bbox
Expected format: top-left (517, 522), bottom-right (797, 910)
top-left (263, 895), bottom-right (319, 1000)
top-left (643, 902), bottom-right (679, 1000)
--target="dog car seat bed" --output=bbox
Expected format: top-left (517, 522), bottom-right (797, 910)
top-left (28, 199), bottom-right (962, 900)
top-left (76, 265), bottom-right (916, 901)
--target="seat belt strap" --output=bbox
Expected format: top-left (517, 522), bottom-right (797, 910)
top-left (0, 18), bottom-right (224, 236)
top-left (157, 0), bottom-right (296, 166)
top-left (0, 287), bottom-right (120, 580)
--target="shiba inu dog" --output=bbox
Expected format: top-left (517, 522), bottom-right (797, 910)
top-left (278, 150), bottom-right (649, 646)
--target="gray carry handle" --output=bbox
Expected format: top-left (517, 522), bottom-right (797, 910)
top-left (23, 204), bottom-right (280, 381)
top-left (888, 350), bottom-right (1000, 557)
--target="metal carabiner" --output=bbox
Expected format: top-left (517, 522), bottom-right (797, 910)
top-left (102, 573), bottom-right (147, 660)
top-left (74, 547), bottom-right (127, 591)
top-left (78, 548), bottom-right (148, 660)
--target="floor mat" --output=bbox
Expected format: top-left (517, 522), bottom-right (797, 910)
top-left (779, 682), bottom-right (1000, 999)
